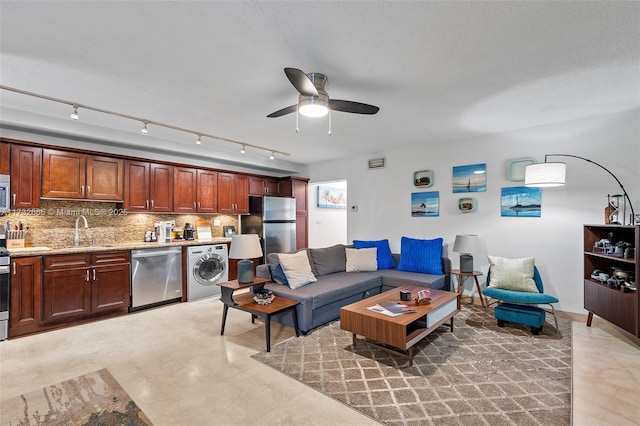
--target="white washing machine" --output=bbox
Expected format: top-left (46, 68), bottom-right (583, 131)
top-left (187, 244), bottom-right (228, 301)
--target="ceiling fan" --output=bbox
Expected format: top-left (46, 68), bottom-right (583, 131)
top-left (267, 68), bottom-right (380, 119)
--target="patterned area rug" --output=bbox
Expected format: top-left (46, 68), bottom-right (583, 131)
top-left (0, 368), bottom-right (153, 426)
top-left (253, 304), bottom-right (571, 426)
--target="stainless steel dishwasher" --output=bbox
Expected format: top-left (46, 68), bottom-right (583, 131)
top-left (130, 246), bottom-right (183, 310)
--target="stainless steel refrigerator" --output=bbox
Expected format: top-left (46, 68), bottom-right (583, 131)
top-left (241, 196), bottom-right (296, 263)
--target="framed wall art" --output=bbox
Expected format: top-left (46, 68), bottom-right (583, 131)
top-left (458, 197), bottom-right (477, 213)
top-left (411, 191), bottom-right (439, 217)
top-left (500, 186), bottom-right (542, 217)
top-left (317, 185), bottom-right (346, 209)
top-left (413, 169), bottom-right (434, 187)
top-left (452, 163), bottom-right (486, 193)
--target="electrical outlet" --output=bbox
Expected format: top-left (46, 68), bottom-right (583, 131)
top-left (213, 219), bottom-right (221, 226)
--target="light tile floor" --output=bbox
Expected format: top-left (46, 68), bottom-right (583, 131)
top-left (0, 298), bottom-right (638, 425)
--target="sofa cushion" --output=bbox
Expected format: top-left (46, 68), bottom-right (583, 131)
top-left (487, 256), bottom-right (538, 293)
top-left (397, 236), bottom-right (443, 275)
top-left (277, 251), bottom-right (317, 289)
top-left (353, 239), bottom-right (396, 269)
top-left (267, 249), bottom-right (314, 284)
top-left (379, 269), bottom-right (447, 290)
top-left (308, 244), bottom-right (347, 276)
top-left (346, 247), bottom-right (378, 272)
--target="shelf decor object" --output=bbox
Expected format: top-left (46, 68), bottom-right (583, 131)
top-left (525, 154), bottom-right (636, 225)
top-left (458, 197), bottom-right (477, 213)
top-left (452, 234), bottom-right (480, 273)
top-left (229, 234), bottom-right (263, 283)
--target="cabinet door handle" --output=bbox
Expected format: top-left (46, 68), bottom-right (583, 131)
top-left (197, 202), bottom-right (200, 209)
top-left (151, 200), bottom-right (154, 209)
top-left (87, 185), bottom-right (91, 195)
top-left (86, 270), bottom-right (90, 282)
top-left (81, 185), bottom-right (85, 196)
top-left (193, 202), bottom-right (197, 209)
top-left (145, 200), bottom-right (149, 209)
top-left (12, 193), bottom-right (16, 205)
top-left (12, 261), bottom-right (16, 275)
top-left (93, 269), bottom-right (96, 281)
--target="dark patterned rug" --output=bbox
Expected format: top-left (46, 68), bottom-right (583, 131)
top-left (0, 368), bottom-right (153, 426)
top-left (253, 304), bottom-right (572, 426)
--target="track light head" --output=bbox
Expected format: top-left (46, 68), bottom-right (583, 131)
top-left (70, 106), bottom-right (79, 120)
top-left (196, 135), bottom-right (202, 145)
top-left (270, 151), bottom-right (275, 160)
top-left (141, 122), bottom-right (148, 135)
top-left (240, 145), bottom-right (246, 154)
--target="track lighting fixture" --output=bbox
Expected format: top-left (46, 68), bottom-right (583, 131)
top-left (270, 152), bottom-right (275, 160)
top-left (0, 85), bottom-right (289, 159)
top-left (70, 105), bottom-right (79, 120)
top-left (240, 145), bottom-right (246, 154)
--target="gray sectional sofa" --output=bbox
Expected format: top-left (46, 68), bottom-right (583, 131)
top-left (256, 243), bottom-right (451, 334)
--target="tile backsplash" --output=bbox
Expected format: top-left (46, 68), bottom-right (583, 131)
top-left (6, 200), bottom-right (238, 248)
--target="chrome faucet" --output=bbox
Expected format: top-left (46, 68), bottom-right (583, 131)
top-left (74, 215), bottom-right (89, 247)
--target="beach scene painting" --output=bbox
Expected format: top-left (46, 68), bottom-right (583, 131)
top-left (317, 185), bottom-right (346, 209)
top-left (501, 186), bottom-right (542, 217)
top-left (452, 163), bottom-right (487, 193)
top-left (411, 191), bottom-right (439, 217)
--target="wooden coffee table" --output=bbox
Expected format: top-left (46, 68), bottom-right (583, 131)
top-left (340, 286), bottom-right (460, 366)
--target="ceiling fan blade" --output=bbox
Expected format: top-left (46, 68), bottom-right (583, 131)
top-left (267, 104), bottom-right (297, 118)
top-left (329, 99), bottom-right (380, 115)
top-left (284, 68), bottom-right (318, 97)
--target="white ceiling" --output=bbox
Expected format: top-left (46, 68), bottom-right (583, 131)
top-left (1, 1), bottom-right (638, 172)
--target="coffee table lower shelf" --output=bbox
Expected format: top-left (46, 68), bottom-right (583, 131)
top-left (341, 287), bottom-right (460, 366)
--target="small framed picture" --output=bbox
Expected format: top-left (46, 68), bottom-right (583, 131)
top-left (413, 170), bottom-right (434, 187)
top-left (411, 191), bottom-right (439, 217)
top-left (453, 163), bottom-right (487, 193)
top-left (458, 197), bottom-right (477, 213)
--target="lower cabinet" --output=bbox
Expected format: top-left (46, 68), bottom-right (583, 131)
top-left (42, 252), bottom-right (131, 325)
top-left (9, 256), bottom-right (43, 337)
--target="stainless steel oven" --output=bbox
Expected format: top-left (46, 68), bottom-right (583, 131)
top-left (0, 174), bottom-right (10, 214)
top-left (0, 253), bottom-right (9, 341)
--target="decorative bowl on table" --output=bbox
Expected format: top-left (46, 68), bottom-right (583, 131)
top-left (253, 290), bottom-right (275, 305)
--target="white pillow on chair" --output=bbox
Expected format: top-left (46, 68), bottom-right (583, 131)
top-left (487, 256), bottom-right (539, 293)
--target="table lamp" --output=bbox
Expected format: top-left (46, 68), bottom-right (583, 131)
top-left (453, 234), bottom-right (480, 273)
top-left (229, 234), bottom-right (263, 283)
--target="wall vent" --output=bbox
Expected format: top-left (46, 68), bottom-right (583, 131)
top-left (368, 157), bottom-right (386, 170)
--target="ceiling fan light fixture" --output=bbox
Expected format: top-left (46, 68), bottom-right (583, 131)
top-left (298, 97), bottom-right (328, 117)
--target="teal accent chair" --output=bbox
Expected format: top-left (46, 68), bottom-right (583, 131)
top-left (482, 266), bottom-right (560, 336)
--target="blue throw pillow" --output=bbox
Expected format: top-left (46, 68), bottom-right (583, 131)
top-left (269, 263), bottom-right (289, 285)
top-left (353, 239), bottom-right (396, 269)
top-left (397, 236), bottom-right (443, 274)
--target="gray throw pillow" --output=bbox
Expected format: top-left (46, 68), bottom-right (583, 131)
top-left (308, 244), bottom-right (347, 276)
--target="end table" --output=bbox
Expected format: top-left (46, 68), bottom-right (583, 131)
top-left (451, 269), bottom-right (485, 307)
top-left (217, 278), bottom-right (299, 352)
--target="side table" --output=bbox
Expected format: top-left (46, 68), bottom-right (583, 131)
top-left (451, 269), bottom-right (485, 307)
top-left (217, 278), bottom-right (300, 352)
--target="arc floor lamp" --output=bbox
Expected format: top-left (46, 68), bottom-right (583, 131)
top-left (524, 154), bottom-right (636, 225)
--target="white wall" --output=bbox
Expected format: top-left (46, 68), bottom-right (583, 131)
top-left (303, 109), bottom-right (640, 314)
top-left (308, 180), bottom-right (348, 248)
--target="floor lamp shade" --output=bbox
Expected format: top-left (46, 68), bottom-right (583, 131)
top-left (229, 234), bottom-right (263, 283)
top-left (453, 234), bottom-right (480, 273)
top-left (524, 162), bottom-right (566, 187)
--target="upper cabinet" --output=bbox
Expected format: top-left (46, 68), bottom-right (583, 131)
top-left (281, 177), bottom-right (309, 249)
top-left (197, 169), bottom-right (218, 213)
top-left (41, 149), bottom-right (123, 201)
top-left (249, 176), bottom-right (281, 196)
top-left (0, 142), bottom-right (9, 174)
top-left (174, 167), bottom-right (219, 213)
top-left (124, 160), bottom-right (173, 212)
top-left (10, 145), bottom-right (42, 209)
top-left (217, 172), bottom-right (248, 214)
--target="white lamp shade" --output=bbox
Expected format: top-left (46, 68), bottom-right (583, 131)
top-left (229, 234), bottom-right (263, 259)
top-left (525, 162), bottom-right (566, 187)
top-left (452, 234), bottom-right (480, 254)
top-left (298, 98), bottom-right (328, 117)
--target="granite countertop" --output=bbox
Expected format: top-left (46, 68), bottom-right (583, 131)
top-left (8, 238), bottom-right (233, 257)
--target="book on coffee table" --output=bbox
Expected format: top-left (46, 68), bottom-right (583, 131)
top-left (368, 302), bottom-right (417, 317)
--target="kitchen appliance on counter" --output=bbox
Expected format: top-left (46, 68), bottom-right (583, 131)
top-left (130, 246), bottom-right (182, 310)
top-left (187, 244), bottom-right (228, 301)
top-left (183, 223), bottom-right (195, 241)
top-left (154, 221), bottom-right (173, 243)
top-left (241, 196), bottom-right (296, 263)
top-left (0, 174), bottom-right (10, 214)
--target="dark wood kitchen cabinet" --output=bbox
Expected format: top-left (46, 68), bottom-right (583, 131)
top-left (41, 149), bottom-right (123, 201)
top-left (9, 256), bottom-right (43, 337)
top-left (217, 172), bottom-right (248, 214)
top-left (43, 251), bottom-right (130, 324)
top-left (10, 144), bottom-right (41, 209)
top-left (124, 160), bottom-right (173, 212)
top-left (249, 176), bottom-right (281, 196)
top-left (0, 142), bottom-right (9, 174)
top-left (174, 167), bottom-right (218, 213)
top-left (281, 177), bottom-right (309, 249)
